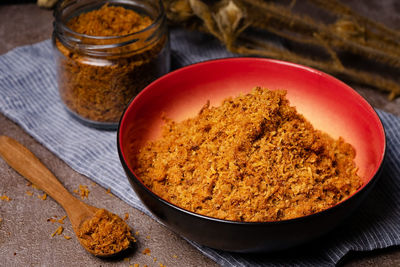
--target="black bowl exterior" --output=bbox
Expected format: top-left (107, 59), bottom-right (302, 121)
top-left (116, 58), bottom-right (387, 253)
top-left (119, 154), bottom-right (384, 253)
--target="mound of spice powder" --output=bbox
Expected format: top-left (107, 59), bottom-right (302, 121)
top-left (133, 87), bottom-right (362, 222)
top-left (55, 4), bottom-right (168, 124)
top-left (78, 209), bottom-right (135, 255)
top-left (66, 4), bottom-right (152, 36)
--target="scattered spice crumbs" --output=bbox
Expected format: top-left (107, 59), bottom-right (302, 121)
top-left (172, 255), bottom-right (178, 259)
top-left (51, 226), bottom-right (64, 237)
top-left (74, 185), bottom-right (90, 199)
top-left (38, 193), bottom-right (47, 200)
top-left (58, 215), bottom-right (67, 224)
top-left (124, 257), bottom-right (130, 262)
top-left (48, 215), bottom-right (67, 224)
top-left (106, 188), bottom-right (114, 197)
top-left (1, 195), bottom-right (11, 201)
top-left (0, 218), bottom-right (3, 223)
top-left (47, 215), bottom-right (71, 240)
top-left (142, 248), bottom-right (151, 255)
top-left (146, 235), bottom-right (150, 239)
top-left (47, 218), bottom-right (57, 223)
top-left (135, 231), bottom-right (139, 236)
top-left (134, 264), bottom-right (139, 267)
top-left (31, 184), bottom-right (41, 190)
top-left (26, 183), bottom-right (48, 199)
top-left (124, 213), bottom-right (129, 221)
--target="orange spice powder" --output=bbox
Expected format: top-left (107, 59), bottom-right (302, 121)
top-left (67, 4), bottom-right (152, 36)
top-left (133, 87), bottom-right (362, 222)
top-left (77, 209), bottom-right (135, 255)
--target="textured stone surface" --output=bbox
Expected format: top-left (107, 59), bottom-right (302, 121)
top-left (0, 2), bottom-right (400, 267)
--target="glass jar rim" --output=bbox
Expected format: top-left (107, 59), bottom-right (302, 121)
top-left (54, 0), bottom-right (165, 41)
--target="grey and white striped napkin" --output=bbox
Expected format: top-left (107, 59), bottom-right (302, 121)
top-left (1, 28), bottom-right (400, 266)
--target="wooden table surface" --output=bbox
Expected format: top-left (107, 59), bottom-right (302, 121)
top-left (0, 2), bottom-right (399, 266)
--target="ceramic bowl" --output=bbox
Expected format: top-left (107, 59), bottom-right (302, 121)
top-left (117, 58), bottom-right (386, 252)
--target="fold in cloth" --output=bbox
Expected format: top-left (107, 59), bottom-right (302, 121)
top-left (1, 28), bottom-right (400, 266)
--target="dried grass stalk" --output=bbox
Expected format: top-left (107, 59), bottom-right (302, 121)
top-left (164, 0), bottom-right (400, 99)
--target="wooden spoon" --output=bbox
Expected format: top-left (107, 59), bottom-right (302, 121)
top-left (0, 135), bottom-right (132, 257)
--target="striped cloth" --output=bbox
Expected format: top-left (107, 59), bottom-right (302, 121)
top-left (1, 28), bottom-right (400, 266)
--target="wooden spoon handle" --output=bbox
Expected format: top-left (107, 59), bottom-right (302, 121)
top-left (0, 136), bottom-right (79, 208)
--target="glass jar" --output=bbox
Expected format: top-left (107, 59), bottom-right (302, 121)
top-left (53, 0), bottom-right (170, 130)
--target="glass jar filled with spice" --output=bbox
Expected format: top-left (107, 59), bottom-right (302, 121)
top-left (53, 0), bottom-right (170, 129)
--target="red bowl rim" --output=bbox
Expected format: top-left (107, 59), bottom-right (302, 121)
top-left (117, 57), bottom-right (387, 225)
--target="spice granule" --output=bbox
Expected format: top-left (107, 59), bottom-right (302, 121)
top-left (1, 195), bottom-right (11, 201)
top-left (51, 226), bottom-right (64, 237)
top-left (142, 248), bottom-right (151, 255)
top-left (133, 87), bottom-right (362, 222)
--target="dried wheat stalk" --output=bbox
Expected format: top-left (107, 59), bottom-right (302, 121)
top-left (164, 0), bottom-right (400, 99)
